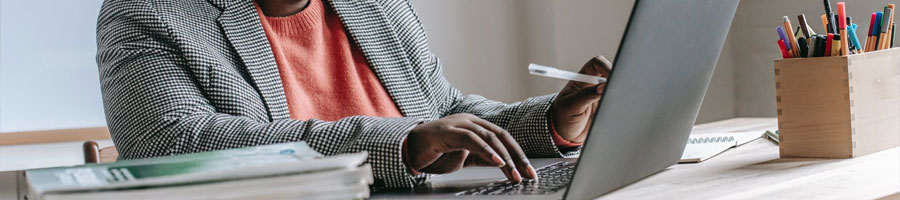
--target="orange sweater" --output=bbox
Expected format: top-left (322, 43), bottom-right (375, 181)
top-left (255, 0), bottom-right (579, 153)
top-left (255, 0), bottom-right (403, 121)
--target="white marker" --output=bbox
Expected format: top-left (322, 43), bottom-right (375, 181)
top-left (528, 63), bottom-right (607, 84)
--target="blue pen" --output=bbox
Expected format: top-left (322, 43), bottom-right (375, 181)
top-left (874, 12), bottom-right (883, 48)
top-left (848, 24), bottom-right (862, 51)
top-left (777, 26), bottom-right (791, 51)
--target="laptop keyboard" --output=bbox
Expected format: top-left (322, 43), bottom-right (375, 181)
top-left (456, 161), bottom-right (575, 195)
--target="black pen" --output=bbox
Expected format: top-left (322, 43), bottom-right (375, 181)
top-left (824, 0), bottom-right (836, 34)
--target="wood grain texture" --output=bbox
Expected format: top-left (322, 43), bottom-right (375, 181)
top-left (773, 48), bottom-right (900, 158)
top-left (599, 118), bottom-right (900, 200)
top-left (846, 49), bottom-right (900, 157)
top-left (0, 127), bottom-right (110, 146)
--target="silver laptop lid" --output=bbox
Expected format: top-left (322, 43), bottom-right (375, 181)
top-left (563, 0), bottom-right (739, 199)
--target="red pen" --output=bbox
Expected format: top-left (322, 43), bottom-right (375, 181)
top-left (825, 33), bottom-right (834, 56)
top-left (866, 12), bottom-right (876, 52)
top-left (778, 39), bottom-right (791, 59)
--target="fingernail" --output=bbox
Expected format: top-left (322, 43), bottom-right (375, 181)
top-left (527, 166), bottom-right (538, 179)
top-left (511, 169), bottom-right (522, 182)
top-left (492, 155), bottom-right (506, 167)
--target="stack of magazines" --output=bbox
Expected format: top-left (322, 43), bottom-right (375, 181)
top-left (26, 142), bottom-right (373, 200)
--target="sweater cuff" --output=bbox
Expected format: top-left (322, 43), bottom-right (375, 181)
top-left (548, 118), bottom-right (584, 148)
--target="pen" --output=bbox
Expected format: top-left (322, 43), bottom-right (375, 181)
top-left (890, 4), bottom-right (896, 48)
top-left (816, 35), bottom-right (828, 57)
top-left (874, 11), bottom-right (884, 51)
top-left (528, 63), bottom-right (607, 84)
top-left (798, 14), bottom-right (812, 39)
top-left (891, 23), bottom-right (896, 48)
top-left (880, 7), bottom-right (892, 50)
top-left (866, 12), bottom-right (876, 52)
top-left (848, 24), bottom-right (862, 52)
top-left (825, 33), bottom-right (834, 56)
top-left (777, 26), bottom-right (792, 54)
top-left (884, 5), bottom-right (895, 49)
top-left (821, 14), bottom-right (830, 33)
top-left (798, 37), bottom-right (809, 57)
top-left (832, 35), bottom-right (842, 56)
top-left (824, 0), bottom-right (837, 34)
top-left (808, 36), bottom-right (818, 57)
top-left (783, 16), bottom-right (801, 57)
top-left (837, 2), bottom-right (848, 56)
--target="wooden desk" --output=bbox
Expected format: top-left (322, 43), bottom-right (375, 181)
top-left (600, 118), bottom-right (900, 199)
top-left (2, 118), bottom-right (898, 199)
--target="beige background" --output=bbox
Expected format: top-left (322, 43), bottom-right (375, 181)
top-left (413, 0), bottom-right (898, 123)
top-left (0, 0), bottom-right (896, 132)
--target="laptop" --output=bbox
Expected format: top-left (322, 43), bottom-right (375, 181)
top-left (373, 0), bottom-right (739, 199)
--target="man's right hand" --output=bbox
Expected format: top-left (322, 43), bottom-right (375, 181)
top-left (406, 114), bottom-right (537, 183)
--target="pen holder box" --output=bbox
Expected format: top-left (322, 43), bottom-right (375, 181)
top-left (774, 48), bottom-right (900, 158)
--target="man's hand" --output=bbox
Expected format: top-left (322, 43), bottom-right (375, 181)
top-left (550, 56), bottom-right (613, 143)
top-left (406, 114), bottom-right (537, 183)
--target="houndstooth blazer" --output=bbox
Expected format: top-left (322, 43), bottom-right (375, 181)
top-left (96, 0), bottom-right (578, 188)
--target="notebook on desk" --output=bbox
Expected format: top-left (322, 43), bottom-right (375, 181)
top-left (680, 131), bottom-right (766, 163)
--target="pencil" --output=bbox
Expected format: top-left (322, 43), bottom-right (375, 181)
top-left (783, 16), bottom-right (800, 57)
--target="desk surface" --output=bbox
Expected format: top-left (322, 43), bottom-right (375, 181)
top-left (600, 118), bottom-right (900, 200)
top-left (3, 118), bottom-right (898, 200)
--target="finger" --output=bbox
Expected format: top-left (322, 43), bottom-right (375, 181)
top-left (452, 126), bottom-right (522, 183)
top-left (580, 55), bottom-right (613, 77)
top-left (468, 118), bottom-right (537, 180)
top-left (420, 151), bottom-right (468, 174)
top-left (444, 129), bottom-right (506, 167)
top-left (557, 83), bottom-right (605, 113)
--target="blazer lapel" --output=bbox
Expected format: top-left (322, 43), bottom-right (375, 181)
top-left (326, 0), bottom-right (431, 118)
top-left (209, 0), bottom-right (291, 120)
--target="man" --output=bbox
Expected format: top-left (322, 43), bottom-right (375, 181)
top-left (96, 0), bottom-right (610, 188)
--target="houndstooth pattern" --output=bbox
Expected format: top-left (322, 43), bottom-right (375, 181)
top-left (96, 0), bottom-right (579, 188)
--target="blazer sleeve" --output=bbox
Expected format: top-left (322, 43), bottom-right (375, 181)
top-left (421, 58), bottom-right (580, 158)
top-left (96, 0), bottom-right (424, 188)
top-left (447, 91), bottom-right (582, 158)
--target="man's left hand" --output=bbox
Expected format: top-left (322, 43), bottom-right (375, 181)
top-left (549, 55), bottom-right (613, 143)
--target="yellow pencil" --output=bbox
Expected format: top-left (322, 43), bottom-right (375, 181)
top-left (783, 16), bottom-right (800, 57)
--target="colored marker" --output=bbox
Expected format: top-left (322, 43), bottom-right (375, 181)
top-left (808, 36), bottom-right (818, 57)
top-left (798, 14), bottom-right (812, 39)
top-left (874, 12), bottom-right (883, 51)
top-left (777, 26), bottom-right (792, 53)
top-left (798, 37), bottom-right (809, 57)
top-left (892, 23), bottom-right (896, 48)
top-left (848, 24), bottom-right (862, 52)
top-left (825, 33), bottom-right (834, 56)
top-left (778, 39), bottom-right (791, 59)
top-left (881, 7), bottom-right (893, 50)
top-left (816, 35), bottom-right (828, 57)
top-left (832, 35), bottom-right (842, 56)
top-left (783, 16), bottom-right (800, 57)
top-left (837, 2), bottom-right (848, 56)
top-left (885, 5), bottom-right (895, 49)
top-left (866, 12), bottom-right (876, 52)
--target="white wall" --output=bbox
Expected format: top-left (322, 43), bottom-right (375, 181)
top-left (0, 0), bottom-right (106, 132)
top-left (726, 0), bottom-right (898, 117)
top-left (412, 0), bottom-right (735, 123)
top-left (7, 0), bottom-right (882, 133)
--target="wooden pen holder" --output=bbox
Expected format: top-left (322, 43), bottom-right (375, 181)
top-left (774, 48), bottom-right (900, 158)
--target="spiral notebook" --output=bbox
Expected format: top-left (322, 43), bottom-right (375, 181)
top-left (679, 131), bottom-right (765, 163)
